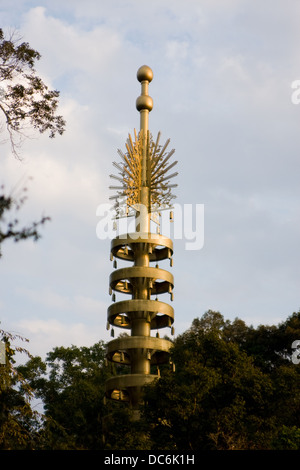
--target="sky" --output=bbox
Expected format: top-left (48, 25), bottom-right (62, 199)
top-left (0, 0), bottom-right (300, 360)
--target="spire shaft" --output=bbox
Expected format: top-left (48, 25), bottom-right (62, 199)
top-left (136, 65), bottom-right (153, 231)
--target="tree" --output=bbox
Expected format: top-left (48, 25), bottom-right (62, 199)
top-left (0, 28), bottom-right (65, 158)
top-left (11, 310), bottom-right (300, 450)
top-left (19, 342), bottom-right (111, 449)
top-left (238, 310), bottom-right (300, 371)
top-left (103, 406), bottom-right (152, 450)
top-left (142, 310), bottom-right (300, 450)
top-left (0, 184), bottom-right (50, 257)
top-left (18, 341), bottom-right (153, 450)
top-left (0, 28), bottom-right (65, 255)
top-left (0, 328), bottom-right (43, 449)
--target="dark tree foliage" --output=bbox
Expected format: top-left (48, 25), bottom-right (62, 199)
top-left (0, 28), bottom-right (65, 158)
top-left (0, 185), bottom-right (50, 257)
top-left (0, 329), bottom-right (43, 449)
top-left (2, 310), bottom-right (300, 450)
top-left (142, 310), bottom-right (300, 450)
top-left (18, 342), bottom-right (111, 449)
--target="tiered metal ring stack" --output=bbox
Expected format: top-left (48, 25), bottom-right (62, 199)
top-left (105, 232), bottom-right (174, 407)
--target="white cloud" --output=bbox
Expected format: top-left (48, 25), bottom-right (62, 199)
top-left (166, 40), bottom-right (189, 63)
top-left (17, 286), bottom-right (106, 318)
top-left (22, 7), bottom-right (122, 80)
top-left (16, 318), bottom-right (108, 359)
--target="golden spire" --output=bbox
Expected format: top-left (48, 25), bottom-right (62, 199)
top-left (105, 66), bottom-right (177, 413)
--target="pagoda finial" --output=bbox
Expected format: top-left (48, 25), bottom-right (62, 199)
top-left (105, 67), bottom-right (177, 411)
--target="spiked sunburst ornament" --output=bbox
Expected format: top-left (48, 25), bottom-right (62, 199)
top-left (109, 89), bottom-right (178, 219)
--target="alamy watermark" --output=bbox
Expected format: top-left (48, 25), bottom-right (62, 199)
top-left (96, 203), bottom-right (204, 251)
top-left (292, 340), bottom-right (300, 365)
top-left (291, 80), bottom-right (300, 104)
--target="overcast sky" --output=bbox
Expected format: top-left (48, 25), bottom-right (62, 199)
top-left (1, 0), bottom-right (300, 360)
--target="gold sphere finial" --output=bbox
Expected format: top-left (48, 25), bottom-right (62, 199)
top-left (136, 65), bottom-right (153, 112)
top-left (137, 65), bottom-right (153, 83)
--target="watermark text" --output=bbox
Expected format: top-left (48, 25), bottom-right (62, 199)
top-left (96, 203), bottom-right (204, 251)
